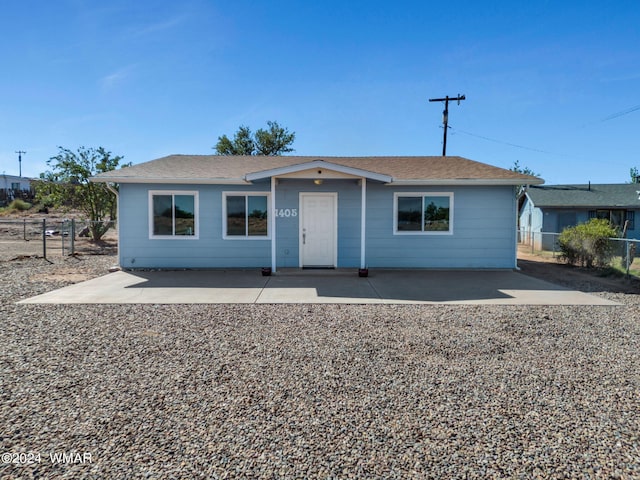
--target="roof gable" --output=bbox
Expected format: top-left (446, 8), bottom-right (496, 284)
top-left (245, 160), bottom-right (392, 182)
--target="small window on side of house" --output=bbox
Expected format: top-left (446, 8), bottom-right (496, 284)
top-left (149, 191), bottom-right (198, 239)
top-left (394, 193), bottom-right (453, 235)
top-left (223, 193), bottom-right (270, 239)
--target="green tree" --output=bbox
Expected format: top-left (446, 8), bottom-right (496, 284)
top-left (214, 121), bottom-right (295, 155)
top-left (35, 146), bottom-right (129, 241)
top-left (630, 166), bottom-right (639, 183)
top-left (215, 125), bottom-right (255, 155)
top-left (510, 160), bottom-right (539, 177)
top-left (510, 160), bottom-right (540, 196)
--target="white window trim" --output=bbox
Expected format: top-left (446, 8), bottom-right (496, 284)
top-left (148, 190), bottom-right (199, 240)
top-left (393, 192), bottom-right (454, 235)
top-left (222, 192), bottom-right (271, 240)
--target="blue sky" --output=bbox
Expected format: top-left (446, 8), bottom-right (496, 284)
top-left (1, 0), bottom-right (639, 184)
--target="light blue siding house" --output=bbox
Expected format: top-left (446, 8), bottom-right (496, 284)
top-left (92, 155), bottom-right (542, 271)
top-left (519, 184), bottom-right (640, 250)
top-left (1, 174), bottom-right (32, 205)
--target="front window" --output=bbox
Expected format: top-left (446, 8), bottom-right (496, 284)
top-left (224, 193), bottom-right (269, 238)
top-left (149, 191), bottom-right (198, 238)
top-left (395, 193), bottom-right (453, 234)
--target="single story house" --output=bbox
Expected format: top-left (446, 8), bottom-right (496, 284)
top-left (519, 183), bottom-right (640, 250)
top-left (0, 174), bottom-right (32, 205)
top-left (91, 155), bottom-right (542, 271)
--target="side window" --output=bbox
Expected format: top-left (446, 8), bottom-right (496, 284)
top-left (396, 196), bottom-right (422, 231)
top-left (149, 191), bottom-right (198, 238)
top-left (223, 193), bottom-right (269, 238)
top-left (394, 193), bottom-right (453, 235)
top-left (423, 196), bottom-right (451, 232)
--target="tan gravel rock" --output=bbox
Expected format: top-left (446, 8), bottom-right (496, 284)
top-left (1, 254), bottom-right (638, 478)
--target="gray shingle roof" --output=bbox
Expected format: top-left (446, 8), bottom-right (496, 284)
top-left (525, 184), bottom-right (640, 208)
top-left (92, 155), bottom-right (543, 185)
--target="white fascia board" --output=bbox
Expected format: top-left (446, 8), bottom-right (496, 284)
top-left (522, 191), bottom-right (534, 206)
top-left (386, 178), bottom-right (545, 186)
top-left (245, 160), bottom-right (392, 183)
top-left (89, 177), bottom-right (250, 185)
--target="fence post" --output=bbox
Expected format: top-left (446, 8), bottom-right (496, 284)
top-left (61, 220), bottom-right (65, 256)
top-left (23, 218), bottom-right (26, 241)
top-left (42, 218), bottom-right (47, 260)
top-left (71, 219), bottom-right (75, 255)
top-left (531, 232), bottom-right (534, 254)
top-left (626, 239), bottom-right (630, 276)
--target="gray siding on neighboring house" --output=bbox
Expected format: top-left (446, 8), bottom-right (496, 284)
top-left (118, 182), bottom-right (518, 269)
top-left (519, 188), bottom-right (640, 251)
top-left (519, 197), bottom-right (542, 247)
top-left (0, 175), bottom-right (31, 191)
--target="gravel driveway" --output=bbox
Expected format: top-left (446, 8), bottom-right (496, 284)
top-left (1, 254), bottom-right (639, 478)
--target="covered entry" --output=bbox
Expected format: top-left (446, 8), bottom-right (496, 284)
top-left (245, 159), bottom-right (392, 272)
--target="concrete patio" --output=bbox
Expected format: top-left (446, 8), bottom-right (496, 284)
top-left (18, 269), bottom-right (619, 305)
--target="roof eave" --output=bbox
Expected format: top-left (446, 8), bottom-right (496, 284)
top-left (387, 178), bottom-right (544, 186)
top-left (534, 204), bottom-right (640, 209)
top-left (89, 177), bottom-right (250, 185)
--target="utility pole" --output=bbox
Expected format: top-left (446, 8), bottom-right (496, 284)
top-left (428, 94), bottom-right (465, 156)
top-left (15, 150), bottom-right (26, 177)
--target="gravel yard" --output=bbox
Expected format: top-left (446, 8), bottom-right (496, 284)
top-left (1, 252), bottom-right (639, 478)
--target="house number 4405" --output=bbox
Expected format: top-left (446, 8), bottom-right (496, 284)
top-left (274, 208), bottom-right (297, 218)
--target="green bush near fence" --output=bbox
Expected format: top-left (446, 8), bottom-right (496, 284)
top-left (558, 218), bottom-right (618, 268)
top-left (8, 199), bottom-right (32, 212)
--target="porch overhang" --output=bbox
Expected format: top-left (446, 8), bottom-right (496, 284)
top-left (246, 160), bottom-right (392, 183)
top-left (266, 161), bottom-right (376, 274)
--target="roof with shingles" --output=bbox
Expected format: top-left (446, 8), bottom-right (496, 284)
top-left (92, 155), bottom-right (543, 185)
top-left (525, 184), bottom-right (640, 208)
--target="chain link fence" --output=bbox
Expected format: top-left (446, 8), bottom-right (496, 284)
top-left (519, 229), bottom-right (640, 276)
top-left (0, 218), bottom-right (117, 261)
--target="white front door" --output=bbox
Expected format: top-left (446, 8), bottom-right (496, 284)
top-left (300, 193), bottom-right (337, 267)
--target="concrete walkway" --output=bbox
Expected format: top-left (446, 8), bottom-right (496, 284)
top-left (18, 269), bottom-right (619, 305)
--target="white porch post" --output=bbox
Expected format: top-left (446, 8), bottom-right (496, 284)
top-left (360, 177), bottom-right (366, 269)
top-left (271, 176), bottom-right (277, 272)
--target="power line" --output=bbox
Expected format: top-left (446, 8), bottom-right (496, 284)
top-left (580, 103), bottom-right (640, 127)
top-left (450, 127), bottom-right (551, 154)
top-left (600, 104), bottom-right (640, 122)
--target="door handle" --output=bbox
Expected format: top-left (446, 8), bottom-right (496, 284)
top-left (302, 232), bottom-right (306, 245)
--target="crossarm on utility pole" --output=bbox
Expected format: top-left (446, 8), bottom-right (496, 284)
top-left (428, 95), bottom-right (466, 156)
top-left (15, 150), bottom-right (26, 177)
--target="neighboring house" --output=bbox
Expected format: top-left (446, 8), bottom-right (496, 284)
top-left (91, 155), bottom-right (542, 271)
top-left (519, 183), bottom-right (640, 250)
top-left (0, 174), bottom-right (32, 205)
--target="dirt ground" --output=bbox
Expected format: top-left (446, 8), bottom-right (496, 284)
top-left (0, 211), bottom-right (117, 262)
top-left (517, 245), bottom-right (640, 294)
